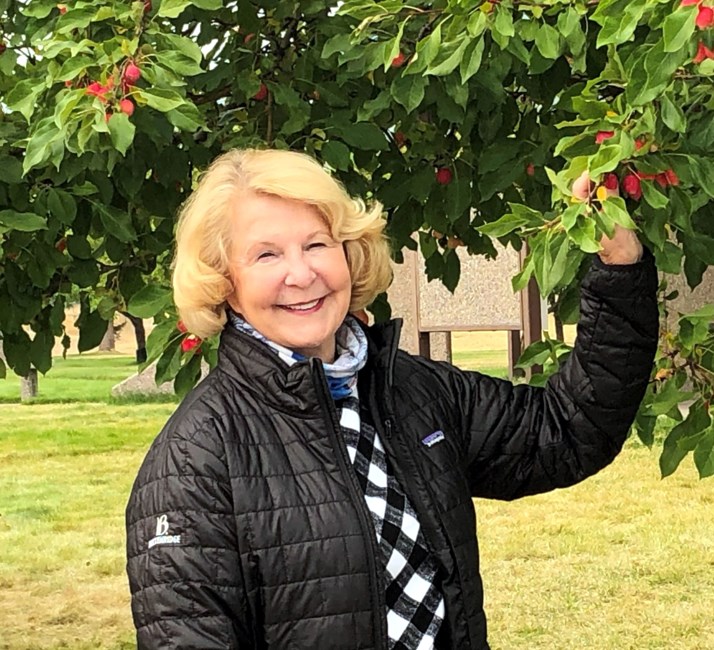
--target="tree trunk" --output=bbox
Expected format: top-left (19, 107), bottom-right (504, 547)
top-left (121, 312), bottom-right (147, 363)
top-left (98, 320), bottom-right (116, 351)
top-left (20, 367), bottom-right (38, 401)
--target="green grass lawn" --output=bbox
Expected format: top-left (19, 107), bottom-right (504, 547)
top-left (0, 353), bottom-right (713, 649)
top-left (0, 354), bottom-right (178, 404)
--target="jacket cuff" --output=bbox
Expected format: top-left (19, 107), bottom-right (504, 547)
top-left (582, 247), bottom-right (658, 299)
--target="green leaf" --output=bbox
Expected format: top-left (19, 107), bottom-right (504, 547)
top-left (155, 341), bottom-right (182, 384)
top-left (660, 401), bottom-right (710, 478)
top-left (653, 241), bottom-right (683, 275)
top-left (390, 74), bottom-right (427, 113)
top-left (660, 94), bottom-right (686, 133)
top-left (357, 91), bottom-right (391, 121)
top-left (599, 196), bottom-right (637, 230)
top-left (23, 118), bottom-right (64, 174)
top-left (146, 319), bottom-right (180, 365)
top-left (0, 156), bottom-right (24, 184)
top-left (4, 79), bottom-right (44, 122)
top-left (0, 210), bottom-right (47, 232)
top-left (30, 329), bottom-right (53, 375)
top-left (534, 23), bottom-right (562, 60)
top-left (512, 253), bottom-right (535, 292)
top-left (339, 123), bottom-right (388, 151)
top-left (460, 37), bottom-right (485, 84)
top-left (640, 180), bottom-right (669, 209)
top-left (77, 309), bottom-right (109, 353)
top-left (478, 206), bottom-right (542, 237)
top-left (155, 34), bottom-right (203, 64)
top-left (174, 354), bottom-right (203, 397)
top-left (568, 216), bottom-right (601, 254)
top-left (442, 248), bottom-right (461, 293)
top-left (644, 377), bottom-right (694, 416)
top-left (93, 203), bottom-right (136, 242)
top-left (166, 102), bottom-right (204, 131)
top-left (493, 5), bottom-right (515, 39)
top-left (107, 113), bottom-right (136, 156)
top-left (407, 22), bottom-right (441, 74)
top-left (694, 429), bottom-right (714, 478)
top-left (47, 189), bottom-right (77, 225)
top-left (662, 6), bottom-right (697, 53)
top-left (594, 0), bottom-right (647, 47)
top-left (137, 88), bottom-right (185, 112)
top-left (322, 34), bottom-right (352, 59)
top-left (127, 285), bottom-right (172, 319)
top-left (516, 340), bottom-right (552, 369)
top-left (589, 144), bottom-right (623, 177)
top-left (561, 203), bottom-right (585, 232)
top-left (545, 234), bottom-right (571, 294)
top-left (322, 140), bottom-right (351, 171)
top-left (383, 20), bottom-right (405, 71)
top-left (154, 50), bottom-right (204, 76)
top-left (158, 0), bottom-right (221, 18)
top-left (425, 39), bottom-right (468, 77)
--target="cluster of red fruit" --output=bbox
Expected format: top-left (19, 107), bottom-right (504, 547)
top-left (582, 168), bottom-right (679, 202)
top-left (80, 61), bottom-right (141, 119)
top-left (177, 321), bottom-right (202, 353)
top-left (623, 169), bottom-right (680, 200)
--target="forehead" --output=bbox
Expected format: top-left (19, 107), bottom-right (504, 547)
top-left (233, 192), bottom-right (329, 239)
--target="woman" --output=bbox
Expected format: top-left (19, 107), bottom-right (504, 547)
top-left (126, 149), bottom-right (658, 650)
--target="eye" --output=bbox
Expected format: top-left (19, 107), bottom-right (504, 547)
top-left (307, 242), bottom-right (327, 250)
top-left (257, 251), bottom-right (276, 261)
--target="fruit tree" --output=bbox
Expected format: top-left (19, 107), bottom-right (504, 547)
top-left (0, 0), bottom-right (712, 477)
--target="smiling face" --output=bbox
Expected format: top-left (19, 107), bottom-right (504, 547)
top-left (226, 191), bottom-right (352, 362)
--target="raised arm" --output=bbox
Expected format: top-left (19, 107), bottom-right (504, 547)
top-left (126, 414), bottom-right (253, 649)
top-left (455, 248), bottom-right (658, 500)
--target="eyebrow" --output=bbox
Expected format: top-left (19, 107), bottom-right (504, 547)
top-left (251, 230), bottom-right (330, 247)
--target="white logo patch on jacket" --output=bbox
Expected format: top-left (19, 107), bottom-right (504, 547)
top-left (148, 514), bottom-right (181, 549)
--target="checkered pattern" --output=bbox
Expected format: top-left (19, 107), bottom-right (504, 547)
top-left (339, 395), bottom-right (445, 650)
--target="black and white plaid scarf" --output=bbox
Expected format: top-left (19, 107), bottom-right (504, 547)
top-left (230, 313), bottom-right (445, 648)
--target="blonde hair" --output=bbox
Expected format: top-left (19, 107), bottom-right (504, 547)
top-left (172, 148), bottom-right (393, 338)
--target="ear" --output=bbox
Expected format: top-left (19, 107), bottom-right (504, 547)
top-left (224, 274), bottom-right (241, 314)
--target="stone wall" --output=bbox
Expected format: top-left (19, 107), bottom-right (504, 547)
top-left (386, 242), bottom-right (523, 358)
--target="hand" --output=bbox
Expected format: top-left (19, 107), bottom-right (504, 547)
top-left (598, 224), bottom-right (643, 265)
top-left (571, 171), bottom-right (643, 265)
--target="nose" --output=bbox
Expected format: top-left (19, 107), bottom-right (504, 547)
top-left (284, 251), bottom-right (317, 287)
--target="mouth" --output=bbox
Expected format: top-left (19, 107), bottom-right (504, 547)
top-left (278, 297), bottom-right (325, 313)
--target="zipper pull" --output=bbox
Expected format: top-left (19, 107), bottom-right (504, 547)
top-left (384, 419), bottom-right (392, 439)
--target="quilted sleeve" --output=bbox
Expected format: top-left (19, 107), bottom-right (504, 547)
top-left (453, 250), bottom-right (659, 500)
top-left (125, 409), bottom-right (253, 649)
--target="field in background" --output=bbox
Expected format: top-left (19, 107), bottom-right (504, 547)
top-left (2, 330), bottom-right (515, 403)
top-left (1, 342), bottom-right (712, 650)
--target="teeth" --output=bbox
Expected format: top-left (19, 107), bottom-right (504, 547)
top-left (284, 299), bottom-right (320, 311)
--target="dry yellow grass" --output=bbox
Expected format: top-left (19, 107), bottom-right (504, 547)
top-left (477, 444), bottom-right (714, 650)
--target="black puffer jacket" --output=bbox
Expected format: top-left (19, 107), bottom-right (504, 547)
top-left (126, 253), bottom-right (658, 649)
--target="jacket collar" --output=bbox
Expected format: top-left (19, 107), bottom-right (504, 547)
top-left (216, 318), bottom-right (403, 412)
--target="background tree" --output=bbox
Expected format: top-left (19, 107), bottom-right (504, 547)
top-left (0, 0), bottom-right (712, 476)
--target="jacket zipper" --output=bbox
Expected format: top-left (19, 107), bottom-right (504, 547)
top-left (311, 361), bottom-right (389, 649)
